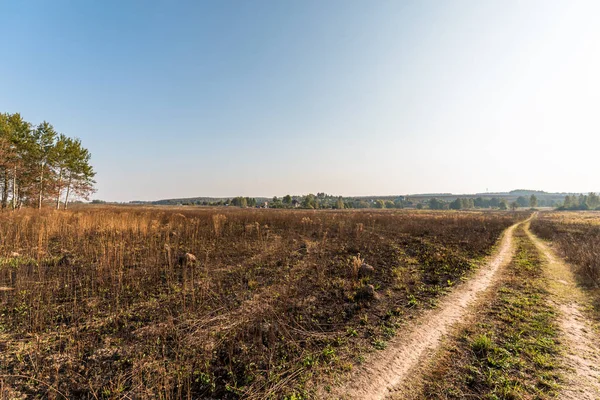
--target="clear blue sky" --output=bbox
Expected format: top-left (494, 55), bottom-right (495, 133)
top-left (2, 1), bottom-right (599, 201)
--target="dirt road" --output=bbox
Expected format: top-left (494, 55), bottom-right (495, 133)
top-left (333, 215), bottom-right (600, 400)
top-left (333, 221), bottom-right (521, 399)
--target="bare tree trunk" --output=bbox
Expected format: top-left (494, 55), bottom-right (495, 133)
top-left (38, 163), bottom-right (44, 210)
top-left (2, 169), bottom-right (8, 210)
top-left (12, 166), bottom-right (16, 210)
top-left (63, 175), bottom-right (72, 210)
top-left (55, 168), bottom-right (62, 210)
top-left (16, 184), bottom-right (22, 211)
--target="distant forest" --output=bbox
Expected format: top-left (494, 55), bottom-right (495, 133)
top-left (121, 190), bottom-right (596, 211)
top-left (0, 113), bottom-right (95, 210)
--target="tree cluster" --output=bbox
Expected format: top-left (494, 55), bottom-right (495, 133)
top-left (560, 193), bottom-right (600, 211)
top-left (0, 113), bottom-right (95, 210)
top-left (230, 197), bottom-right (257, 208)
top-left (449, 198), bottom-right (475, 210)
top-left (473, 197), bottom-right (508, 209)
top-left (429, 197), bottom-right (509, 210)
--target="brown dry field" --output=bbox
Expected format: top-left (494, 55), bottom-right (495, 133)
top-left (0, 206), bottom-right (526, 399)
top-left (531, 211), bottom-right (600, 289)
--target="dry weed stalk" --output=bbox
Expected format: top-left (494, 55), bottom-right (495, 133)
top-left (212, 214), bottom-right (227, 237)
top-left (351, 253), bottom-right (363, 281)
top-left (355, 222), bottom-right (364, 238)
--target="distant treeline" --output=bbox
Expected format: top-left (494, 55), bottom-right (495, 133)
top-left (121, 190), bottom-right (593, 211)
top-left (428, 195), bottom-right (537, 210)
top-left (559, 193), bottom-right (600, 211)
top-left (147, 193), bottom-right (410, 209)
top-left (0, 113), bottom-right (95, 210)
top-left (146, 193), bottom-right (520, 210)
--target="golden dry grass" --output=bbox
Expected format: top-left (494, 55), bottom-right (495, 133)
top-left (531, 211), bottom-right (600, 287)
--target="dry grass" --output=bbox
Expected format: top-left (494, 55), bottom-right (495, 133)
top-left (0, 206), bottom-right (525, 399)
top-left (531, 211), bottom-right (600, 286)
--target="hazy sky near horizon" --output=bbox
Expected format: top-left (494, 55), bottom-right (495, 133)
top-left (2, 1), bottom-right (599, 201)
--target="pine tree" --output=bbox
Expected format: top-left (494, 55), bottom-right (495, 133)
top-left (63, 138), bottom-right (95, 209)
top-left (31, 122), bottom-right (58, 209)
top-left (0, 112), bottom-right (97, 210)
top-left (51, 134), bottom-right (70, 209)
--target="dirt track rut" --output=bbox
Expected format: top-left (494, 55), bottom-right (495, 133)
top-left (526, 225), bottom-right (600, 400)
top-left (333, 221), bottom-right (521, 400)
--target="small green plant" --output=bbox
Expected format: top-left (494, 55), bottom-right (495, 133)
top-left (321, 345), bottom-right (337, 363)
top-left (372, 339), bottom-right (387, 350)
top-left (407, 294), bottom-right (418, 307)
top-left (302, 355), bottom-right (317, 368)
top-left (471, 333), bottom-right (493, 356)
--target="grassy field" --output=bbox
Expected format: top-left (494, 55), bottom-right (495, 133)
top-left (0, 207), bottom-right (524, 399)
top-left (419, 226), bottom-right (562, 399)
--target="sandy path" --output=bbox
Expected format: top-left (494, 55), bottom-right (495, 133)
top-left (526, 224), bottom-right (600, 400)
top-left (332, 221), bottom-right (521, 400)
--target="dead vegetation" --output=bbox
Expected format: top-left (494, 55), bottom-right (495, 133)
top-left (0, 207), bottom-right (524, 399)
top-left (531, 212), bottom-right (600, 287)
